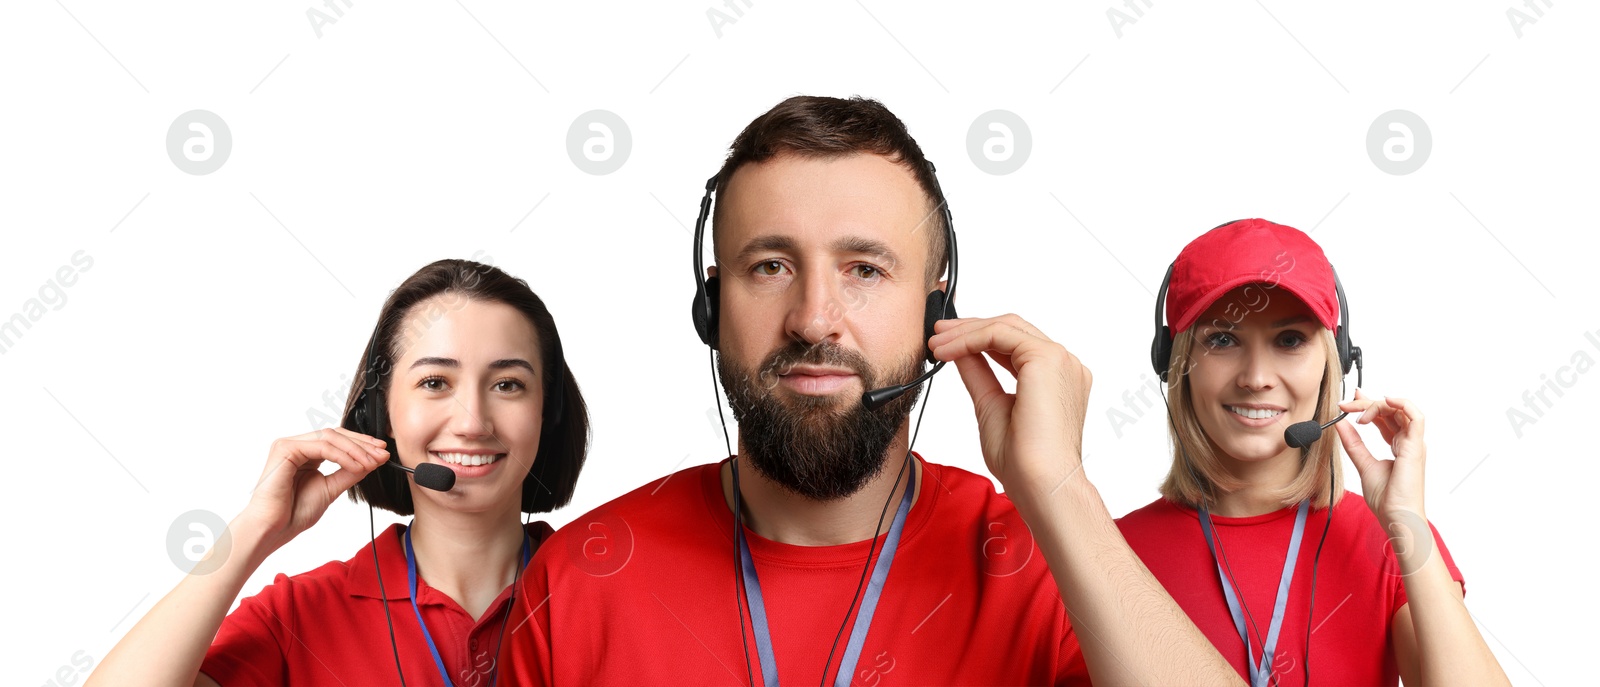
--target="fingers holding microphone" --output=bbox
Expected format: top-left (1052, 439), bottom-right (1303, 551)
top-left (241, 427), bottom-right (391, 555)
top-left (927, 314), bottom-right (1093, 501)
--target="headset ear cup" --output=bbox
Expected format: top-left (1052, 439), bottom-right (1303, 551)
top-left (1335, 326), bottom-right (1352, 375)
top-left (1150, 325), bottom-right (1172, 382)
top-left (692, 276), bottom-right (721, 350)
top-left (923, 290), bottom-right (953, 364)
top-left (352, 389), bottom-right (399, 458)
top-left (351, 396), bottom-right (369, 433)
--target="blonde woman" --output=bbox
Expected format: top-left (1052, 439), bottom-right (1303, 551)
top-left (1116, 219), bottom-right (1508, 686)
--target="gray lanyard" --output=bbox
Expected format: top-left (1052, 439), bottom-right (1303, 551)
top-left (1198, 499), bottom-right (1309, 687)
top-left (733, 460), bottom-right (917, 687)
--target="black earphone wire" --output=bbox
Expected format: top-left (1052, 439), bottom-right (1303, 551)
top-left (1302, 455), bottom-right (1334, 687)
top-left (712, 348), bottom-right (757, 687)
top-left (819, 381), bottom-right (928, 687)
top-left (1211, 517), bottom-right (1278, 687)
top-left (370, 502), bottom-right (409, 687)
top-left (1301, 357), bottom-right (1357, 687)
top-left (489, 510), bottom-right (531, 687)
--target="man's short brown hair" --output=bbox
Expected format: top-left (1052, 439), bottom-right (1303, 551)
top-left (712, 95), bottom-right (950, 286)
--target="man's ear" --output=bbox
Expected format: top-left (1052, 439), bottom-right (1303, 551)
top-left (708, 266), bottom-right (718, 280)
top-left (935, 277), bottom-right (947, 294)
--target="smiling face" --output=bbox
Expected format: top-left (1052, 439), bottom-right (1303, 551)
top-left (385, 295), bottom-right (546, 513)
top-left (1185, 285), bottom-right (1330, 468)
top-left (712, 152), bottom-right (938, 499)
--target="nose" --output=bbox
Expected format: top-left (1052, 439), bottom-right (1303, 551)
top-left (1236, 340), bottom-right (1277, 394)
top-left (783, 265), bottom-right (847, 347)
top-left (447, 386), bottom-right (496, 440)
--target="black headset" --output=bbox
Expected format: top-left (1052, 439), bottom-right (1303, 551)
top-left (1149, 221), bottom-right (1361, 384)
top-left (690, 164), bottom-right (959, 369)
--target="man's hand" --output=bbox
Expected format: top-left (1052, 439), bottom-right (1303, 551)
top-left (927, 314), bottom-right (1093, 504)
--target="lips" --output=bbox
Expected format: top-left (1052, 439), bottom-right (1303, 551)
top-left (428, 451), bottom-right (507, 477)
top-left (758, 343), bottom-right (871, 397)
top-left (1225, 405), bottom-right (1284, 420)
top-left (778, 370), bottom-right (858, 395)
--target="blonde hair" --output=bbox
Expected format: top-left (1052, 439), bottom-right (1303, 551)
top-left (1159, 328), bottom-right (1345, 510)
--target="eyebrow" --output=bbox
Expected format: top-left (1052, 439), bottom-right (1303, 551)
top-left (733, 235), bottom-right (796, 263)
top-left (731, 233), bottom-right (902, 266)
top-left (1270, 315), bottom-right (1315, 328)
top-left (408, 357), bottom-right (537, 374)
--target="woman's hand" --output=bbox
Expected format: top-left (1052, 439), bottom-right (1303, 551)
top-left (234, 427), bottom-right (391, 558)
top-left (86, 427), bottom-right (391, 687)
top-left (1334, 388), bottom-right (1428, 528)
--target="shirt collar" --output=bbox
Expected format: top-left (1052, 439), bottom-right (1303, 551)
top-left (347, 522), bottom-right (413, 601)
top-left (347, 521), bottom-right (554, 601)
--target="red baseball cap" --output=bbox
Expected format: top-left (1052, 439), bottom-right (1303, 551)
top-left (1166, 218), bottom-right (1339, 334)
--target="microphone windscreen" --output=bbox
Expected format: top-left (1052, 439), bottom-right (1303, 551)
top-left (412, 462), bottom-right (457, 492)
top-left (1284, 421), bottom-right (1323, 450)
top-left (861, 385), bottom-right (905, 411)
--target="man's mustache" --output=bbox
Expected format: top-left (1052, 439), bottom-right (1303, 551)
top-left (756, 341), bottom-right (870, 390)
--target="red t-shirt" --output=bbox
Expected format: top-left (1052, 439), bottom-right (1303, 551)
top-left (1115, 492), bottom-right (1465, 687)
top-left (201, 521), bottom-right (553, 686)
top-left (500, 456), bottom-right (1088, 686)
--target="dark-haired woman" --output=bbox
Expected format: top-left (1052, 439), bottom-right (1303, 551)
top-left (89, 259), bottom-right (589, 687)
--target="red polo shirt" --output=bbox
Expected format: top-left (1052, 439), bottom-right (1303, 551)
top-left (201, 521), bottom-right (552, 687)
top-left (1116, 493), bottom-right (1464, 687)
top-left (499, 456), bottom-right (1088, 686)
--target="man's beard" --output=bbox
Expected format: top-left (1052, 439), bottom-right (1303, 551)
top-left (718, 340), bottom-right (924, 502)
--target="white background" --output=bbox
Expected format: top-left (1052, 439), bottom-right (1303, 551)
top-left (3, 1), bottom-right (1594, 684)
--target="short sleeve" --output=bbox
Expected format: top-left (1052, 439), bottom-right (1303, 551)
top-left (198, 574), bottom-right (293, 686)
top-left (1391, 519), bottom-right (1466, 615)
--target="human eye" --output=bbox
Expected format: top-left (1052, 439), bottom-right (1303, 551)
top-left (752, 260), bottom-right (788, 277)
top-left (849, 263), bottom-right (886, 282)
top-left (1203, 331), bottom-right (1236, 349)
